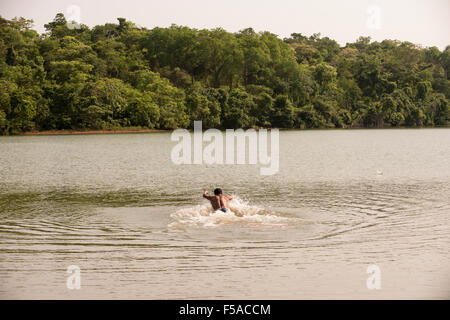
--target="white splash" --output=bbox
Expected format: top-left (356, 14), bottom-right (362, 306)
top-left (168, 196), bottom-right (292, 229)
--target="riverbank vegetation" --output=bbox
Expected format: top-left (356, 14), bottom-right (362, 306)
top-left (0, 14), bottom-right (449, 134)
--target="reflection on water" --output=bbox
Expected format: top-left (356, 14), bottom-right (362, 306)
top-left (0, 129), bottom-right (449, 299)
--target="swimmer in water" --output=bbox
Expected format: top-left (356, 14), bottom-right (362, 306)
top-left (203, 188), bottom-right (232, 213)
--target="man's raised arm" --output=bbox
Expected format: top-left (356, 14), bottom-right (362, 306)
top-left (203, 190), bottom-right (212, 200)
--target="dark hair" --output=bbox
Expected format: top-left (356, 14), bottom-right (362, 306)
top-left (214, 188), bottom-right (222, 195)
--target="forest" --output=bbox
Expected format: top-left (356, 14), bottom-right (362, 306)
top-left (0, 13), bottom-right (449, 134)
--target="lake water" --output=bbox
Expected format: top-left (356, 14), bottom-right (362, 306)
top-left (0, 129), bottom-right (449, 299)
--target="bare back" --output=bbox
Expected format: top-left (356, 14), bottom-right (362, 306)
top-left (203, 193), bottom-right (232, 210)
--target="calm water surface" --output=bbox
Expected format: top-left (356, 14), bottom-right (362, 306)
top-left (0, 129), bottom-right (449, 299)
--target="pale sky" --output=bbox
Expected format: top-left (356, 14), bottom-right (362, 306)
top-left (1, 0), bottom-right (449, 49)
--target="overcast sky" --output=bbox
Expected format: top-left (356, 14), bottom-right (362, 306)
top-left (1, 0), bottom-right (449, 49)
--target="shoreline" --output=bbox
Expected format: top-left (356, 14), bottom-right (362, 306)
top-left (11, 125), bottom-right (450, 136)
top-left (20, 129), bottom-right (169, 136)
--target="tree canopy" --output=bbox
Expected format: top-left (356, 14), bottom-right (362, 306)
top-left (0, 14), bottom-right (448, 134)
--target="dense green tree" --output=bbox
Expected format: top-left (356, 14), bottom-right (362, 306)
top-left (0, 14), bottom-right (448, 134)
top-left (271, 95), bottom-right (294, 128)
top-left (222, 88), bottom-right (255, 128)
top-left (185, 83), bottom-right (221, 128)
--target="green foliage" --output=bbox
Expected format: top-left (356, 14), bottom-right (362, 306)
top-left (222, 88), bottom-right (255, 128)
top-left (185, 83), bottom-right (221, 128)
top-left (271, 95), bottom-right (294, 128)
top-left (0, 14), bottom-right (448, 134)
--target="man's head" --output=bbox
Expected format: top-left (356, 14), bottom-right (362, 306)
top-left (214, 188), bottom-right (223, 195)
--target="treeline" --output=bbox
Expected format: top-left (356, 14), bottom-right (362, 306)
top-left (0, 14), bottom-right (449, 134)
